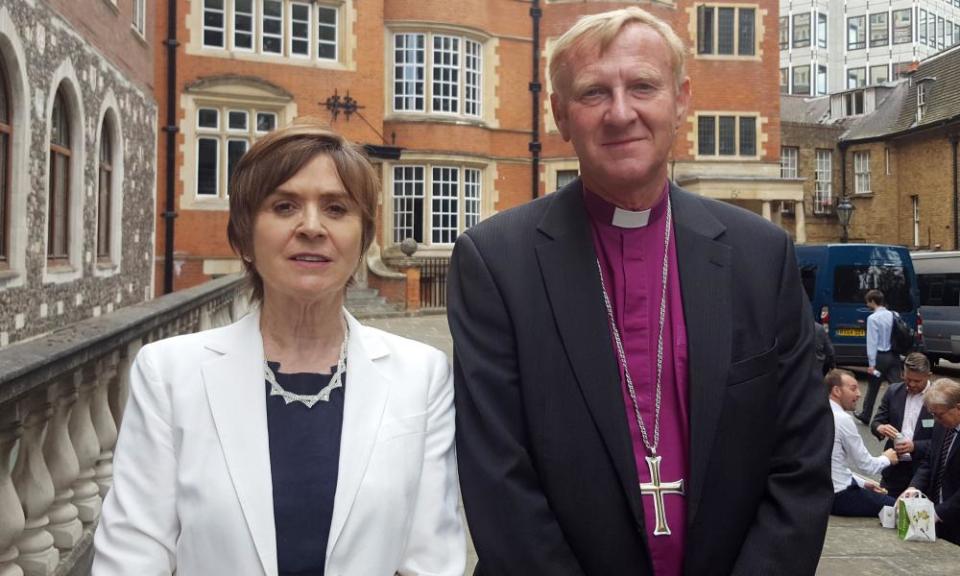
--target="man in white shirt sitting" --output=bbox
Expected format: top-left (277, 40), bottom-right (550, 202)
top-left (827, 369), bottom-right (898, 516)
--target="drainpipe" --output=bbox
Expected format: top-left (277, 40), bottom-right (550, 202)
top-left (162, 0), bottom-right (179, 294)
top-left (529, 0), bottom-right (541, 199)
top-left (951, 134), bottom-right (959, 249)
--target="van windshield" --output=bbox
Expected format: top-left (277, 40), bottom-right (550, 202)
top-left (833, 265), bottom-right (913, 312)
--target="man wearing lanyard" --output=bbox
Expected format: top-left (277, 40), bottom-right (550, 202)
top-left (448, 7), bottom-right (833, 575)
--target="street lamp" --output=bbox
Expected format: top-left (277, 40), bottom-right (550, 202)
top-left (836, 196), bottom-right (855, 243)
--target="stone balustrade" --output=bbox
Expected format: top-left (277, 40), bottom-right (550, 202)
top-left (0, 275), bottom-right (248, 576)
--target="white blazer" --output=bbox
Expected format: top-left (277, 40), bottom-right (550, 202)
top-left (92, 310), bottom-right (465, 576)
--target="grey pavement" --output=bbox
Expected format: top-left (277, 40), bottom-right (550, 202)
top-left (363, 314), bottom-right (960, 575)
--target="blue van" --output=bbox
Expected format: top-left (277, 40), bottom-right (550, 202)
top-left (795, 244), bottom-right (921, 365)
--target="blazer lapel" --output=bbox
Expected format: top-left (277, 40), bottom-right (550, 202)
top-left (200, 311), bottom-right (278, 576)
top-left (671, 186), bottom-right (732, 526)
top-left (535, 183), bottom-right (645, 527)
top-left (326, 312), bottom-right (391, 556)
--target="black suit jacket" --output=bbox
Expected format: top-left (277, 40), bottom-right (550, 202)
top-left (447, 182), bottom-right (834, 576)
top-left (869, 383), bottom-right (934, 495)
top-left (910, 425), bottom-right (960, 545)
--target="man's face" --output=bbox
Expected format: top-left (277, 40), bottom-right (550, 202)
top-left (551, 24), bottom-right (690, 202)
top-left (832, 375), bottom-right (862, 412)
top-left (903, 369), bottom-right (930, 395)
top-left (929, 402), bottom-right (960, 429)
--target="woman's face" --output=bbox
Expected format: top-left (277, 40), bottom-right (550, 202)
top-left (252, 154), bottom-right (363, 305)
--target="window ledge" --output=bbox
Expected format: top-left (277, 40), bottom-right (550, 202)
top-left (96, 260), bottom-right (118, 272)
top-left (46, 263), bottom-right (77, 274)
top-left (852, 193), bottom-right (874, 198)
top-left (130, 26), bottom-right (148, 47)
top-left (101, 0), bottom-right (120, 15)
top-left (0, 268), bottom-right (20, 282)
top-left (386, 113), bottom-right (487, 126)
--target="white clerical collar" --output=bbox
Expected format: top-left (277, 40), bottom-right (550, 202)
top-left (611, 206), bottom-right (652, 228)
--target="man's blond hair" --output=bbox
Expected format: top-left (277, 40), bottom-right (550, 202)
top-left (549, 7), bottom-right (687, 99)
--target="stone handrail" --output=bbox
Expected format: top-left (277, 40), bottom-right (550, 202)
top-left (0, 274), bottom-right (248, 576)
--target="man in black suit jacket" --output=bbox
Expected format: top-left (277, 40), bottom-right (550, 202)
top-left (447, 7), bottom-right (832, 576)
top-left (870, 352), bottom-right (936, 496)
top-left (906, 378), bottom-right (960, 545)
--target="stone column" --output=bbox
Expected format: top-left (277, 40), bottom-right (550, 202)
top-left (110, 339), bottom-right (141, 429)
top-left (761, 200), bottom-right (772, 221)
top-left (70, 365), bottom-right (102, 523)
top-left (92, 353), bottom-right (119, 498)
top-left (0, 405), bottom-right (25, 576)
top-left (795, 200), bottom-right (807, 244)
top-left (13, 393), bottom-right (58, 576)
top-left (42, 378), bottom-right (82, 550)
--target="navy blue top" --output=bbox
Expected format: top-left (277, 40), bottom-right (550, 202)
top-left (266, 362), bottom-right (345, 576)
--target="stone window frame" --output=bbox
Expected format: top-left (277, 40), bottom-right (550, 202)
top-left (190, 0), bottom-right (356, 71)
top-left (179, 79), bottom-right (296, 212)
top-left (42, 61), bottom-right (86, 285)
top-left (383, 156), bottom-right (494, 250)
top-left (93, 92), bottom-right (124, 277)
top-left (387, 26), bottom-right (487, 123)
top-left (693, 3), bottom-right (760, 60)
top-left (0, 16), bottom-right (32, 290)
top-left (542, 159), bottom-right (580, 195)
top-left (853, 150), bottom-right (871, 195)
top-left (694, 112), bottom-right (761, 160)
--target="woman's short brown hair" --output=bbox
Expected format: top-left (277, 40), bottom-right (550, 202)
top-left (227, 118), bottom-right (379, 303)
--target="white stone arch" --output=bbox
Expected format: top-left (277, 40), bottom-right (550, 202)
top-left (0, 6), bottom-right (32, 289)
top-left (42, 59), bottom-right (86, 284)
top-left (93, 90), bottom-right (124, 277)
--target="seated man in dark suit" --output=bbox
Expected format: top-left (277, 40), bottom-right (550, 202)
top-left (903, 378), bottom-right (960, 545)
top-left (870, 352), bottom-right (935, 496)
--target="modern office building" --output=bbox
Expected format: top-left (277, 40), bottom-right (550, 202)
top-left (780, 0), bottom-right (960, 96)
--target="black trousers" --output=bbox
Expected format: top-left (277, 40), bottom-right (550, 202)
top-left (860, 350), bottom-right (901, 422)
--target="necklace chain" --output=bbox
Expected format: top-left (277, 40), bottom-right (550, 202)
top-left (596, 194), bottom-right (672, 456)
top-left (264, 322), bottom-right (349, 409)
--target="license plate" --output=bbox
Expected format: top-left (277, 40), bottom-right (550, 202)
top-left (836, 327), bottom-right (866, 337)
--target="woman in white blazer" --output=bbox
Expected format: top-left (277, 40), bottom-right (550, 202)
top-left (92, 121), bottom-right (465, 576)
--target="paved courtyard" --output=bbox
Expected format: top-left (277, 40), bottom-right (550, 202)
top-left (364, 313), bottom-right (960, 575)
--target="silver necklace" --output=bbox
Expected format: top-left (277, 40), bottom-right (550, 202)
top-left (264, 323), bottom-right (348, 409)
top-left (597, 194), bottom-right (684, 537)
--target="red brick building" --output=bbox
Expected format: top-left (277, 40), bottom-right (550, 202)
top-left (156, 0), bottom-right (798, 303)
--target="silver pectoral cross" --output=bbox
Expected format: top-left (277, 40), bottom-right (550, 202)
top-left (639, 454), bottom-right (685, 536)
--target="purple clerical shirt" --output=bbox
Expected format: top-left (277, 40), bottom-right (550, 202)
top-left (584, 184), bottom-right (690, 576)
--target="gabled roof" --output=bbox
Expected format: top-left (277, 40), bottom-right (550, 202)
top-left (781, 94), bottom-right (831, 124)
top-left (781, 46), bottom-right (960, 144)
top-left (890, 44), bottom-right (960, 134)
top-left (841, 83), bottom-right (908, 140)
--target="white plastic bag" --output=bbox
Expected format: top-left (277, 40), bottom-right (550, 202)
top-left (879, 505), bottom-right (896, 529)
top-left (897, 494), bottom-right (937, 542)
